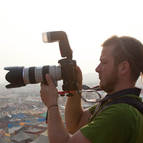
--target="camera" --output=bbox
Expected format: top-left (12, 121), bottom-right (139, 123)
top-left (4, 31), bottom-right (78, 91)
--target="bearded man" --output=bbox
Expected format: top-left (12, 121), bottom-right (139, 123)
top-left (40, 36), bottom-right (143, 143)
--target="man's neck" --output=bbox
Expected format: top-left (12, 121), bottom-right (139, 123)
top-left (107, 82), bottom-right (135, 95)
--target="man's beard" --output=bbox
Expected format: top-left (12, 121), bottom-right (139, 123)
top-left (100, 68), bottom-right (118, 94)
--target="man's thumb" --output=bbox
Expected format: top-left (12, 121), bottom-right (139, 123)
top-left (45, 74), bottom-right (54, 85)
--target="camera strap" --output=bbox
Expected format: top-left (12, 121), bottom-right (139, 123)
top-left (90, 88), bottom-right (143, 120)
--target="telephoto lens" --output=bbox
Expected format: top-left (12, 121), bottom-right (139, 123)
top-left (4, 65), bottom-right (61, 88)
top-left (4, 31), bottom-right (75, 89)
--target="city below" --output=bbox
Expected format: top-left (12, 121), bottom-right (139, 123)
top-left (0, 82), bottom-right (99, 143)
top-left (0, 75), bottom-right (142, 143)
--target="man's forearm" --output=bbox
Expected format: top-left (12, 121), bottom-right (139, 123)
top-left (65, 91), bottom-right (84, 133)
top-left (48, 106), bottom-right (71, 143)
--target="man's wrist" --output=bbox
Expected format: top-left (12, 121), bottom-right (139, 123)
top-left (72, 90), bottom-right (82, 96)
top-left (48, 104), bottom-right (58, 110)
top-left (66, 90), bottom-right (82, 98)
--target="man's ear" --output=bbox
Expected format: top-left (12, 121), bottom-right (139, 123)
top-left (118, 61), bottom-right (130, 75)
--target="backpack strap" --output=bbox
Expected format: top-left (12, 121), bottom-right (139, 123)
top-left (100, 96), bottom-right (143, 114)
top-left (90, 88), bottom-right (143, 120)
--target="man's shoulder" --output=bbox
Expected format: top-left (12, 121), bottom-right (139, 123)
top-left (99, 103), bottom-right (143, 124)
top-left (81, 96), bottom-right (143, 143)
top-left (100, 92), bottom-right (143, 118)
top-left (101, 103), bottom-right (140, 116)
top-left (81, 103), bottom-right (139, 143)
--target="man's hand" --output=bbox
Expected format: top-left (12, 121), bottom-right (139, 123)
top-left (40, 69), bottom-right (91, 143)
top-left (75, 66), bottom-right (83, 90)
top-left (40, 74), bottom-right (58, 108)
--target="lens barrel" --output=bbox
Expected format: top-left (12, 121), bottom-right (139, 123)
top-left (5, 65), bottom-right (62, 87)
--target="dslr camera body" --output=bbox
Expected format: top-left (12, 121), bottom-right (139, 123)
top-left (4, 31), bottom-right (78, 92)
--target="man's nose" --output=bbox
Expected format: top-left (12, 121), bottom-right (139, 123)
top-left (95, 63), bottom-right (100, 73)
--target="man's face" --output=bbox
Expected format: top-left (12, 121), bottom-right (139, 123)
top-left (96, 46), bottom-right (119, 93)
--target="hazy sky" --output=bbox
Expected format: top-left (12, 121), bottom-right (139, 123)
top-left (1, 0), bottom-right (143, 82)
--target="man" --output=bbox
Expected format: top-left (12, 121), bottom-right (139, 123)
top-left (40, 35), bottom-right (143, 143)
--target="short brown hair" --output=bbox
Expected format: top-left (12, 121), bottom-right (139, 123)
top-left (102, 36), bottom-right (143, 82)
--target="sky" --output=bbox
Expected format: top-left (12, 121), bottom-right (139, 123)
top-left (0, 0), bottom-right (143, 83)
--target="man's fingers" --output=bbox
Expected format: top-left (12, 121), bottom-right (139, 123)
top-left (76, 66), bottom-right (82, 73)
top-left (45, 74), bottom-right (55, 86)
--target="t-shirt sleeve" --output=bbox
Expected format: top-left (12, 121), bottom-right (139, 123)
top-left (80, 104), bottom-right (133, 143)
